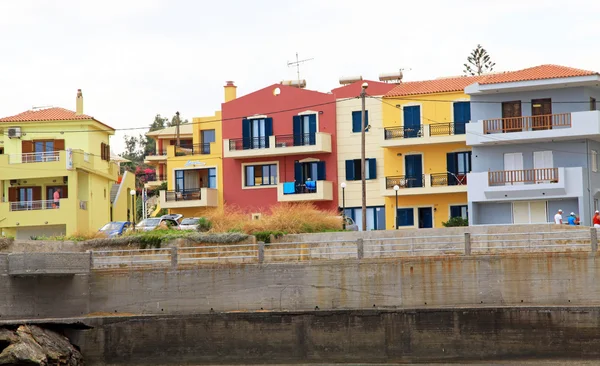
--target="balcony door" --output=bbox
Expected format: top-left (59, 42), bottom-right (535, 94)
top-left (293, 114), bottom-right (317, 146)
top-left (502, 101), bottom-right (522, 132)
top-left (403, 106), bottom-right (421, 138)
top-left (513, 201), bottom-right (547, 224)
top-left (404, 154), bottom-right (423, 188)
top-left (531, 98), bottom-right (552, 131)
top-left (504, 152), bottom-right (524, 185)
top-left (447, 151), bottom-right (471, 186)
top-left (242, 118), bottom-right (272, 149)
top-left (8, 186), bottom-right (41, 210)
top-left (294, 161), bottom-right (325, 192)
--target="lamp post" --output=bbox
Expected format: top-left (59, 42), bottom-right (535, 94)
top-left (360, 82), bottom-right (369, 231)
top-left (341, 182), bottom-right (347, 230)
top-left (393, 185), bottom-right (400, 229)
top-left (130, 189), bottom-right (136, 231)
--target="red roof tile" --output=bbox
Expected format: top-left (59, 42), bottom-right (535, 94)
top-left (478, 64), bottom-right (599, 85)
top-left (332, 80), bottom-right (396, 99)
top-left (0, 107), bottom-right (94, 123)
top-left (385, 75), bottom-right (486, 97)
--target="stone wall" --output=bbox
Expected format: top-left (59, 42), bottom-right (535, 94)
top-left (7, 252), bottom-right (91, 275)
top-left (55, 307), bottom-right (600, 365)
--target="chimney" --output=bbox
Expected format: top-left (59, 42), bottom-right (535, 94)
top-left (224, 81), bottom-right (237, 103)
top-left (76, 89), bottom-right (84, 115)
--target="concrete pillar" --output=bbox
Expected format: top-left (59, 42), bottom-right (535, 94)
top-left (170, 247), bottom-right (178, 269)
top-left (258, 242), bottom-right (265, 263)
top-left (357, 238), bottom-right (364, 260)
top-left (591, 228), bottom-right (598, 252)
top-left (464, 233), bottom-right (471, 256)
top-left (88, 250), bottom-right (93, 269)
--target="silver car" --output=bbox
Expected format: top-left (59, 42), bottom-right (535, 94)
top-left (344, 216), bottom-right (359, 231)
top-left (180, 217), bottom-right (201, 231)
top-left (133, 214), bottom-right (182, 232)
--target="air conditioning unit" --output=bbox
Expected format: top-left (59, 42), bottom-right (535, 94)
top-left (7, 127), bottom-right (21, 138)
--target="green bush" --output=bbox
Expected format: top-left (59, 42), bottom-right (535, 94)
top-left (442, 217), bottom-right (469, 227)
top-left (254, 230), bottom-right (286, 244)
top-left (196, 218), bottom-right (212, 232)
top-left (82, 230), bottom-right (250, 249)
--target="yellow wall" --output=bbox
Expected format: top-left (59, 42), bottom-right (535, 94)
top-left (382, 91), bottom-right (471, 229)
top-left (112, 171), bottom-right (136, 223)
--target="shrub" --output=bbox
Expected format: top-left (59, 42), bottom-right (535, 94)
top-left (254, 230), bottom-right (286, 244)
top-left (442, 217), bottom-right (469, 227)
top-left (196, 218), bottom-right (212, 232)
top-left (82, 230), bottom-right (250, 249)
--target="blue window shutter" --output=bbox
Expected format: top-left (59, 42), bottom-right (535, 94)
top-left (345, 160), bottom-right (355, 181)
top-left (364, 110), bottom-right (369, 131)
top-left (397, 208), bottom-right (414, 227)
top-left (264, 118), bottom-right (273, 148)
top-left (352, 111), bottom-right (361, 133)
top-left (294, 162), bottom-right (303, 185)
top-left (450, 206), bottom-right (461, 218)
top-left (317, 161), bottom-right (326, 180)
top-left (292, 116), bottom-right (301, 146)
top-left (308, 114), bottom-right (317, 144)
top-left (367, 158), bottom-right (376, 180)
top-left (447, 152), bottom-right (457, 185)
top-left (242, 119), bottom-right (250, 149)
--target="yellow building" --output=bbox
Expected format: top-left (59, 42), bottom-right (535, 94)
top-left (0, 89), bottom-right (135, 239)
top-left (381, 75), bottom-right (484, 229)
top-left (148, 82), bottom-right (237, 217)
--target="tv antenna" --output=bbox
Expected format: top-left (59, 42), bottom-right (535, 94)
top-left (287, 52), bottom-right (314, 83)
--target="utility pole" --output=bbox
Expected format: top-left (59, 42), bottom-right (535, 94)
top-left (175, 111), bottom-right (181, 147)
top-left (360, 82), bottom-right (369, 231)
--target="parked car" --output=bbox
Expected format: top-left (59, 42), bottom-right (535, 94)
top-left (180, 217), bottom-right (202, 231)
top-left (99, 221), bottom-right (131, 238)
top-left (133, 215), bottom-right (182, 232)
top-left (344, 216), bottom-right (359, 231)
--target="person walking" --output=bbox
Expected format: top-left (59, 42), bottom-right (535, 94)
top-left (593, 210), bottom-right (600, 228)
top-left (53, 188), bottom-right (61, 209)
top-left (554, 209), bottom-right (563, 225)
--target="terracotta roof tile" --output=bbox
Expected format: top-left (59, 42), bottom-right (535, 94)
top-left (385, 75), bottom-right (486, 97)
top-left (0, 107), bottom-right (94, 123)
top-left (478, 64), bottom-right (599, 85)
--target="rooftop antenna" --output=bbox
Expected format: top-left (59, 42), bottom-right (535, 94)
top-left (287, 52), bottom-right (314, 85)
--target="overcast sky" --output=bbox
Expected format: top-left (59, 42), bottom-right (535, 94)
top-left (1, 0), bottom-right (599, 153)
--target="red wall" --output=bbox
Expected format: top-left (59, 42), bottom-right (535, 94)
top-left (222, 84), bottom-right (338, 212)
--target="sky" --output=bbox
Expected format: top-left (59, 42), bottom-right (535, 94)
top-left (1, 0), bottom-right (599, 153)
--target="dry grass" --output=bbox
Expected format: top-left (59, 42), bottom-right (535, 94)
top-left (205, 203), bottom-right (343, 235)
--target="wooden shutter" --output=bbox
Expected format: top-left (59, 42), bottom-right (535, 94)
top-left (292, 115), bottom-right (301, 146)
top-left (22, 140), bottom-right (33, 154)
top-left (345, 160), bottom-right (355, 181)
top-left (364, 110), bottom-right (369, 131)
top-left (367, 158), bottom-right (376, 180)
top-left (61, 185), bottom-right (68, 199)
top-left (105, 144), bottom-right (110, 161)
top-left (242, 118), bottom-right (250, 150)
top-left (54, 139), bottom-right (65, 151)
top-left (294, 162), bottom-right (303, 185)
top-left (316, 161), bottom-right (326, 180)
top-left (352, 111), bottom-right (361, 133)
top-left (8, 187), bottom-right (18, 202)
top-left (264, 118), bottom-right (273, 148)
top-left (100, 143), bottom-right (105, 160)
top-left (32, 186), bottom-right (42, 201)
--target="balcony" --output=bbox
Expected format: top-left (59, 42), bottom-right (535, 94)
top-left (381, 123), bottom-right (467, 147)
top-left (0, 198), bottom-right (73, 229)
top-left (175, 143), bottom-right (211, 156)
top-left (382, 173), bottom-right (467, 196)
top-left (224, 132), bottom-right (332, 159)
top-left (467, 167), bottom-right (584, 201)
top-left (159, 188), bottom-right (218, 209)
top-left (467, 111), bottom-right (600, 146)
top-left (9, 199), bottom-right (61, 211)
top-left (144, 173), bottom-right (167, 188)
top-left (8, 151), bottom-right (59, 164)
top-left (277, 180), bottom-right (333, 202)
top-left (144, 148), bottom-right (168, 162)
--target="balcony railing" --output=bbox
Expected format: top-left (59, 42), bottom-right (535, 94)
top-left (149, 148), bottom-right (168, 156)
top-left (385, 175), bottom-right (425, 189)
top-left (9, 151), bottom-right (60, 164)
top-left (483, 113), bottom-right (571, 134)
top-left (146, 173), bottom-right (167, 182)
top-left (430, 173), bottom-right (468, 187)
top-left (274, 133), bottom-right (316, 147)
top-left (229, 137), bottom-right (268, 151)
top-left (164, 189), bottom-right (203, 202)
top-left (429, 122), bottom-right (467, 136)
top-left (282, 181), bottom-right (318, 195)
top-left (10, 199), bottom-right (61, 211)
top-left (384, 126), bottom-right (423, 140)
top-left (175, 143), bottom-right (211, 156)
top-left (488, 168), bottom-right (559, 186)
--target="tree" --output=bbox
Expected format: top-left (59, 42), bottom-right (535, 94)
top-left (143, 114), bottom-right (168, 156)
top-left (167, 113), bottom-right (188, 127)
top-left (463, 44), bottom-right (496, 76)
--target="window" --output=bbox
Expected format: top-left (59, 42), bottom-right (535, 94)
top-left (345, 158), bottom-right (376, 180)
top-left (293, 114), bottom-right (317, 145)
top-left (175, 170), bottom-right (184, 191)
top-left (294, 161), bottom-right (326, 183)
top-left (344, 206), bottom-right (385, 231)
top-left (591, 97), bottom-right (597, 111)
top-left (208, 168), bottom-right (217, 188)
top-left (245, 164), bottom-right (277, 187)
top-left (450, 205), bottom-right (468, 219)
top-left (100, 142), bottom-right (110, 161)
top-left (593, 150), bottom-right (598, 173)
top-left (169, 139), bottom-right (193, 148)
top-left (242, 118), bottom-right (273, 149)
top-left (447, 152), bottom-right (471, 185)
top-left (202, 130), bottom-right (216, 144)
top-left (351, 110), bottom-right (369, 133)
top-left (396, 208), bottom-right (414, 227)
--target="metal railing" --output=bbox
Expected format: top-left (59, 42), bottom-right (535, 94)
top-left (9, 151), bottom-right (60, 164)
top-left (229, 137), bottom-right (268, 151)
top-left (483, 113), bottom-right (571, 134)
top-left (274, 133), bottom-right (316, 147)
top-left (488, 168), bottom-right (559, 186)
top-left (430, 173), bottom-right (468, 187)
top-left (89, 228), bottom-right (598, 269)
top-left (384, 126), bottom-right (423, 140)
top-left (10, 200), bottom-right (60, 211)
top-left (149, 148), bottom-right (168, 156)
top-left (175, 143), bottom-right (211, 156)
top-left (164, 188), bottom-right (202, 202)
top-left (429, 122), bottom-right (467, 136)
top-left (386, 175), bottom-right (425, 189)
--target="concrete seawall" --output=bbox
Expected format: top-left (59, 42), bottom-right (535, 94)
top-left (3, 251), bottom-right (600, 320)
top-left (23, 307), bottom-right (600, 364)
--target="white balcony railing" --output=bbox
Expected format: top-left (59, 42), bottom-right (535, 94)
top-left (9, 151), bottom-right (60, 164)
top-left (10, 200), bottom-right (61, 211)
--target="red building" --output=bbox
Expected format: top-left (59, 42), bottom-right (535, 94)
top-left (222, 83), bottom-right (338, 212)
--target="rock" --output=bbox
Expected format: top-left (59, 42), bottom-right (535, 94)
top-left (0, 325), bottom-right (84, 365)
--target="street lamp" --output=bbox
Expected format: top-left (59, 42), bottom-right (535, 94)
top-left (360, 82), bottom-right (369, 231)
top-left (341, 182), bottom-right (347, 230)
top-left (130, 189), bottom-right (136, 231)
top-left (393, 185), bottom-right (400, 230)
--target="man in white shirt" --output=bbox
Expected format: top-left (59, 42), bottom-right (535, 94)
top-left (554, 209), bottom-right (563, 224)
